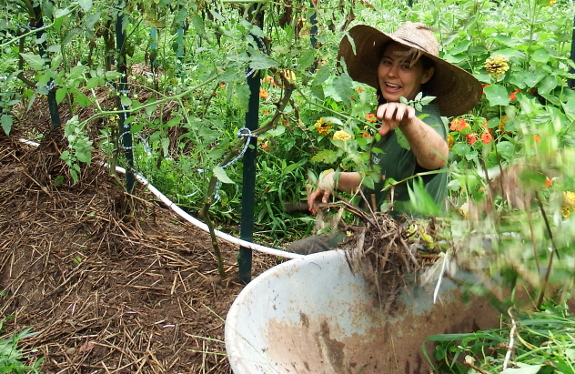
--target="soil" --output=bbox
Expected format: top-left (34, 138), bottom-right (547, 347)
top-left (0, 116), bottom-right (281, 373)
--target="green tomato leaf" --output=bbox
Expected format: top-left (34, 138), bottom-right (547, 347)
top-left (76, 150), bottom-right (92, 164)
top-left (78, 0), bottom-right (93, 12)
top-left (331, 75), bottom-right (354, 106)
top-left (56, 88), bottom-right (67, 104)
top-left (120, 95), bottom-right (132, 107)
top-left (20, 53), bottom-right (46, 70)
top-left (249, 53), bottom-right (278, 70)
top-left (213, 166), bottom-right (235, 184)
top-left (68, 64), bottom-right (86, 80)
top-left (54, 8), bottom-right (71, 19)
top-left (235, 83), bottom-right (250, 111)
top-left (312, 65), bottom-right (330, 86)
top-left (1, 114), bottom-right (13, 136)
top-left (311, 84), bottom-right (325, 100)
top-left (85, 76), bottom-right (101, 89)
top-left (298, 48), bottom-right (316, 70)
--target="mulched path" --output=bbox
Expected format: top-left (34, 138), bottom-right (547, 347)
top-left (0, 132), bottom-right (280, 374)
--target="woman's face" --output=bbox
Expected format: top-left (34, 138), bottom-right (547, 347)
top-left (377, 43), bottom-right (434, 102)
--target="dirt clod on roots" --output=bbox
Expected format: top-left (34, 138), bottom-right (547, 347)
top-left (336, 206), bottom-right (442, 314)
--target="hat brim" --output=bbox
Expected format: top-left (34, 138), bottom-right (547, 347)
top-left (338, 25), bottom-right (482, 117)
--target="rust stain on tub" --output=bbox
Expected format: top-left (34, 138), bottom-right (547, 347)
top-left (264, 290), bottom-right (501, 374)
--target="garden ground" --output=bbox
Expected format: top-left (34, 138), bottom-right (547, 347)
top-left (0, 117), bottom-right (280, 373)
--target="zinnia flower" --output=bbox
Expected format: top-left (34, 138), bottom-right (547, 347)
top-left (498, 115), bottom-right (511, 134)
top-left (333, 130), bottom-right (352, 141)
top-left (485, 55), bottom-right (510, 78)
top-left (562, 191), bottom-right (575, 218)
top-left (315, 118), bottom-right (332, 135)
top-left (447, 134), bottom-right (454, 150)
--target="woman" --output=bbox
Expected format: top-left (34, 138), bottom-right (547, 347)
top-left (289, 22), bottom-right (482, 254)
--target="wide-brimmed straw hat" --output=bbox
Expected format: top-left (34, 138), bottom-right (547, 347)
top-left (338, 22), bottom-right (482, 117)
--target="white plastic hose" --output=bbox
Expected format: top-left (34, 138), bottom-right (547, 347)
top-left (18, 138), bottom-right (303, 259)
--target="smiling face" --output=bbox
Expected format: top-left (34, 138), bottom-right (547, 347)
top-left (377, 43), bottom-right (435, 102)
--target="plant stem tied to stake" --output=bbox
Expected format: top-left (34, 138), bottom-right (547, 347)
top-left (200, 69), bottom-right (295, 280)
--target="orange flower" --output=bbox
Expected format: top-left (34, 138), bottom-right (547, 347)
top-left (544, 176), bottom-right (553, 188)
top-left (259, 89), bottom-right (269, 99)
top-left (450, 118), bottom-right (469, 132)
top-left (263, 110), bottom-right (269, 115)
top-left (357, 87), bottom-right (364, 92)
top-left (365, 113), bottom-right (378, 123)
top-left (263, 76), bottom-right (273, 83)
top-left (481, 132), bottom-right (493, 144)
top-left (362, 131), bottom-right (374, 138)
top-left (533, 134), bottom-right (541, 143)
top-left (481, 84), bottom-right (490, 95)
top-left (510, 89), bottom-right (521, 101)
top-left (466, 133), bottom-right (477, 145)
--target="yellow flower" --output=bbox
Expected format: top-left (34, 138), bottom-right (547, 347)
top-left (562, 191), bottom-right (575, 218)
top-left (315, 118), bottom-right (332, 135)
top-left (485, 55), bottom-right (510, 78)
top-left (447, 134), bottom-right (454, 150)
top-left (548, 0), bottom-right (556, 5)
top-left (333, 130), bottom-right (352, 141)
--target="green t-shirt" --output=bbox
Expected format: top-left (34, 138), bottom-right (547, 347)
top-left (365, 103), bottom-right (447, 214)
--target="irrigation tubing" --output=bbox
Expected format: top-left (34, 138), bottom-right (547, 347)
top-left (18, 138), bottom-right (304, 260)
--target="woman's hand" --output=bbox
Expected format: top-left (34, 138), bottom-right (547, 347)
top-left (307, 172), bottom-right (336, 215)
top-left (376, 102), bottom-right (416, 136)
top-left (377, 102), bottom-right (448, 170)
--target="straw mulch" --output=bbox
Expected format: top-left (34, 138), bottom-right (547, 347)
top-left (0, 131), bottom-right (277, 374)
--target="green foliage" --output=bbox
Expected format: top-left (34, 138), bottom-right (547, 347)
top-left (0, 318), bottom-right (41, 374)
top-left (61, 116), bottom-right (94, 184)
top-left (426, 303), bottom-right (575, 373)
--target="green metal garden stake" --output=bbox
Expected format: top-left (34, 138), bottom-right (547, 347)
top-left (238, 11), bottom-right (264, 285)
top-left (33, 5), bottom-right (61, 130)
top-left (238, 66), bottom-right (260, 285)
top-left (116, 5), bottom-right (135, 193)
